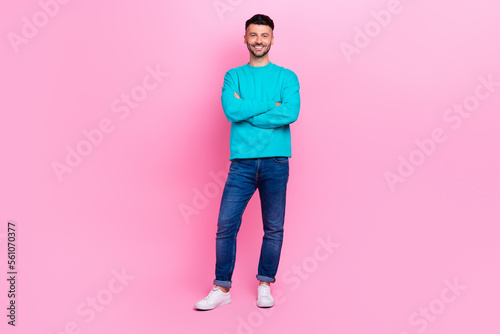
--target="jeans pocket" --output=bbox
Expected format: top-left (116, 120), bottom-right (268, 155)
top-left (273, 157), bottom-right (289, 163)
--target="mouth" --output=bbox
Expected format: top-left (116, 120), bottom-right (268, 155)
top-left (253, 45), bottom-right (264, 51)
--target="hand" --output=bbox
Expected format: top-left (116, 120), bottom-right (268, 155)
top-left (275, 102), bottom-right (281, 106)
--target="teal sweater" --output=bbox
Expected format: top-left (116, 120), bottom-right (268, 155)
top-left (221, 62), bottom-right (301, 160)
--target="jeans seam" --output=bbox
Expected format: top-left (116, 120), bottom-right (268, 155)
top-left (230, 235), bottom-right (236, 281)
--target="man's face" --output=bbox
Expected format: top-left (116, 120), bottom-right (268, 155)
top-left (244, 24), bottom-right (274, 58)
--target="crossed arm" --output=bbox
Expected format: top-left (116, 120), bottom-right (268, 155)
top-left (221, 71), bottom-right (276, 122)
top-left (221, 71), bottom-right (300, 128)
top-left (235, 92), bottom-right (281, 106)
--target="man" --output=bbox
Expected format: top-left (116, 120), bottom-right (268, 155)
top-left (195, 14), bottom-right (300, 310)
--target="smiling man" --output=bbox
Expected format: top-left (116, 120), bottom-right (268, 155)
top-left (195, 14), bottom-right (301, 310)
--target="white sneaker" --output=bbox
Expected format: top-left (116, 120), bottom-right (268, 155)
top-left (195, 287), bottom-right (231, 310)
top-left (257, 284), bottom-right (274, 308)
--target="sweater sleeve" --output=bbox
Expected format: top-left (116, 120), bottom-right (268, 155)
top-left (246, 71), bottom-right (300, 129)
top-left (221, 70), bottom-right (276, 123)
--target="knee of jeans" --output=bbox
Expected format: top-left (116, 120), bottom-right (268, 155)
top-left (216, 218), bottom-right (240, 238)
top-left (263, 228), bottom-right (284, 240)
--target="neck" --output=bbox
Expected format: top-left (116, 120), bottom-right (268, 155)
top-left (248, 55), bottom-right (270, 67)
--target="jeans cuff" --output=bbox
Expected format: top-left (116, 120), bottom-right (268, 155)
top-left (214, 279), bottom-right (232, 289)
top-left (256, 275), bottom-right (276, 283)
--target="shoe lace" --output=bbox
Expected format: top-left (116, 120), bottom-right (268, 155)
top-left (259, 285), bottom-right (272, 300)
top-left (204, 288), bottom-right (221, 302)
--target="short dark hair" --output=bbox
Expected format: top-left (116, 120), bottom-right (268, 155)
top-left (245, 14), bottom-right (274, 31)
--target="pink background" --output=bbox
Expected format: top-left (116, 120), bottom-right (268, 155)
top-left (1, 0), bottom-right (499, 333)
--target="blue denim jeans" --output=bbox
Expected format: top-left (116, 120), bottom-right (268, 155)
top-left (213, 157), bottom-right (289, 289)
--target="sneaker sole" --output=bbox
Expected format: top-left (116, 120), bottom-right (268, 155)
top-left (195, 298), bottom-right (232, 311)
top-left (256, 302), bottom-right (274, 308)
